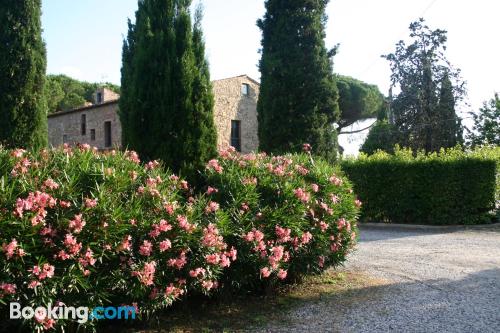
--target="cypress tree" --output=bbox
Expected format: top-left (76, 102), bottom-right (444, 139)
top-left (436, 73), bottom-right (462, 148)
top-left (257, 0), bottom-right (340, 161)
top-left (0, 0), bottom-right (48, 148)
top-left (119, 0), bottom-right (217, 173)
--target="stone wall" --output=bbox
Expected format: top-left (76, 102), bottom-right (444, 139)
top-left (212, 75), bottom-right (259, 153)
top-left (48, 102), bottom-right (122, 150)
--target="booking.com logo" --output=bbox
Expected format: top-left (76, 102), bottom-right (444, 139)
top-left (10, 302), bottom-right (136, 323)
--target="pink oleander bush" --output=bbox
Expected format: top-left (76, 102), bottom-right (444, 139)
top-left (0, 145), bottom-right (232, 331)
top-left (203, 146), bottom-right (360, 292)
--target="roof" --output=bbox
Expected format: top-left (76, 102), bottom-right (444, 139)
top-left (213, 74), bottom-right (260, 86)
top-left (47, 74), bottom-right (259, 118)
top-left (48, 100), bottom-right (119, 118)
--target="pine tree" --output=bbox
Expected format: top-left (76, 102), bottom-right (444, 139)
top-left (0, 0), bottom-right (48, 148)
top-left (119, 0), bottom-right (217, 173)
top-left (257, 0), bottom-right (340, 161)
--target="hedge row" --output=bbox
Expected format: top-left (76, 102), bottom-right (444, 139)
top-left (341, 146), bottom-right (499, 225)
top-left (0, 145), bottom-right (359, 331)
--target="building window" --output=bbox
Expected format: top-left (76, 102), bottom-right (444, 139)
top-left (90, 129), bottom-right (96, 141)
top-left (230, 120), bottom-right (241, 152)
top-left (104, 121), bottom-right (112, 148)
top-left (241, 83), bottom-right (249, 96)
top-left (62, 135), bottom-right (68, 144)
top-left (81, 114), bottom-right (86, 135)
top-left (96, 92), bottom-right (103, 104)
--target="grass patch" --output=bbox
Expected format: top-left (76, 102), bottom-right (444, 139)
top-left (105, 269), bottom-right (383, 333)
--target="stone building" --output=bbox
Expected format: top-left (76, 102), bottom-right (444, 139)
top-left (47, 75), bottom-right (259, 153)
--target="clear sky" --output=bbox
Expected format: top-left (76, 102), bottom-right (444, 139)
top-left (41, 0), bottom-right (500, 154)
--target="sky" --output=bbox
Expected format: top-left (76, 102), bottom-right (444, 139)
top-left (41, 0), bottom-right (500, 154)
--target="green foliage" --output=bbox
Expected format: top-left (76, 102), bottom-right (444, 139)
top-left (342, 146), bottom-right (499, 225)
top-left (383, 18), bottom-right (465, 152)
top-left (257, 0), bottom-right (340, 161)
top-left (0, 146), bottom-right (229, 331)
top-left (120, 0), bottom-right (217, 174)
top-left (0, 0), bottom-right (48, 149)
top-left (203, 148), bottom-right (360, 291)
top-left (45, 74), bottom-right (120, 113)
top-left (360, 120), bottom-right (401, 155)
top-left (468, 94), bottom-right (500, 146)
top-left (336, 75), bottom-right (386, 131)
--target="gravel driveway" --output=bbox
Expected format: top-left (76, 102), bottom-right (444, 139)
top-left (260, 224), bottom-right (500, 333)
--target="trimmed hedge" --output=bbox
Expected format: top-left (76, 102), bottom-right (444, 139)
top-left (341, 146), bottom-right (499, 225)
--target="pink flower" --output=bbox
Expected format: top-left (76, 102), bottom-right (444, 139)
top-left (118, 235), bottom-right (132, 252)
top-left (85, 198), bottom-right (98, 208)
top-left (43, 178), bottom-right (59, 190)
top-left (0, 283), bottom-right (17, 295)
top-left (205, 253), bottom-right (220, 265)
top-left (206, 159), bottom-right (223, 174)
top-left (11, 149), bottom-right (26, 158)
top-left (180, 180), bottom-right (189, 190)
top-left (125, 151), bottom-right (141, 164)
top-left (337, 218), bottom-right (347, 229)
top-left (311, 184), bottom-right (319, 193)
top-left (139, 240), bottom-right (153, 256)
top-left (205, 201), bottom-right (220, 214)
top-left (28, 280), bottom-right (41, 289)
top-left (243, 231), bottom-right (255, 242)
top-left (301, 232), bottom-right (313, 245)
top-left (318, 256), bottom-right (325, 268)
top-left (159, 239), bottom-right (172, 252)
top-left (133, 261), bottom-right (156, 286)
top-left (294, 188), bottom-right (310, 203)
top-left (167, 251), bottom-right (187, 270)
top-left (165, 283), bottom-right (184, 298)
top-left (177, 215), bottom-right (195, 233)
top-left (202, 224), bottom-right (225, 249)
top-left (202, 280), bottom-right (216, 291)
top-left (68, 214), bottom-right (86, 233)
top-left (275, 226), bottom-right (291, 243)
top-left (2, 239), bottom-right (18, 260)
top-left (319, 221), bottom-right (329, 232)
top-left (277, 269), bottom-right (288, 280)
top-left (254, 230), bottom-right (264, 242)
top-left (260, 267), bottom-right (271, 278)
top-left (302, 143), bottom-right (312, 152)
top-left (219, 254), bottom-right (231, 268)
top-left (242, 177), bottom-right (258, 186)
top-left (145, 160), bottom-right (160, 170)
top-left (206, 186), bottom-right (218, 195)
top-left (355, 199), bottom-right (362, 207)
top-left (295, 164), bottom-right (309, 176)
top-left (59, 200), bottom-right (71, 208)
top-left (189, 268), bottom-right (206, 278)
top-left (329, 175), bottom-right (343, 186)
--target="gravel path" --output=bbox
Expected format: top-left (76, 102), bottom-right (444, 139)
top-left (260, 224), bottom-right (500, 333)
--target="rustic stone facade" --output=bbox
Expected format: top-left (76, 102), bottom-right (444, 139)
top-left (212, 75), bottom-right (259, 153)
top-left (47, 75), bottom-right (260, 153)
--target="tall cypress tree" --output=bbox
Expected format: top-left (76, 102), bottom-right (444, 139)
top-left (436, 73), bottom-right (462, 148)
top-left (0, 0), bottom-right (48, 148)
top-left (257, 0), bottom-right (340, 161)
top-left (119, 0), bottom-right (217, 173)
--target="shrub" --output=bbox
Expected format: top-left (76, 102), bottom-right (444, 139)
top-left (341, 146), bottom-right (499, 225)
top-left (202, 147), bottom-right (360, 292)
top-left (0, 145), bottom-right (231, 331)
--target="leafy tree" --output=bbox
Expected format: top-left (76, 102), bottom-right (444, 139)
top-left (383, 18), bottom-right (466, 153)
top-left (0, 0), bottom-right (47, 148)
top-left (360, 120), bottom-right (401, 155)
top-left (468, 94), bottom-right (500, 146)
top-left (119, 0), bottom-right (217, 173)
top-left (336, 75), bottom-right (386, 132)
top-left (257, 0), bottom-right (340, 161)
top-left (45, 74), bottom-right (120, 113)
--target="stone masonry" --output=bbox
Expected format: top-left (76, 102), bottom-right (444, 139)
top-left (47, 75), bottom-right (260, 153)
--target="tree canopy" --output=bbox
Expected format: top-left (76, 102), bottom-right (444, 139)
top-left (119, 0), bottom-right (217, 173)
top-left (257, 0), bottom-right (340, 161)
top-left (383, 18), bottom-right (466, 152)
top-left (336, 75), bottom-right (386, 132)
top-left (468, 94), bottom-right (500, 146)
top-left (0, 0), bottom-right (47, 148)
